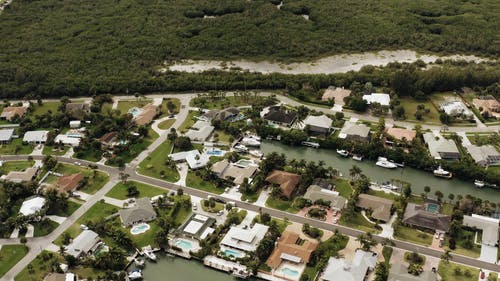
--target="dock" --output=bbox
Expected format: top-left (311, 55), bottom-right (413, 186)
top-left (203, 256), bottom-right (250, 278)
top-left (301, 141), bottom-right (320, 148)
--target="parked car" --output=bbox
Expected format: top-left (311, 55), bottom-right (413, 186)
top-left (192, 202), bottom-right (197, 210)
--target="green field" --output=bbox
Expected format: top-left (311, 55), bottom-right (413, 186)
top-left (33, 220), bottom-right (59, 237)
top-left (0, 139), bottom-right (33, 155)
top-left (190, 95), bottom-right (269, 109)
top-left (394, 225), bottom-right (432, 246)
top-left (30, 102), bottom-right (60, 116)
top-left (333, 178), bottom-right (352, 198)
top-left (0, 160), bottom-right (34, 174)
top-left (42, 145), bottom-right (69, 156)
top-left (106, 181), bottom-right (167, 200)
top-left (158, 119), bottom-right (176, 130)
top-left (186, 171), bottom-right (223, 194)
top-left (265, 196), bottom-right (300, 213)
top-left (0, 245), bottom-right (28, 278)
top-left (399, 97), bottom-right (441, 124)
top-left (137, 140), bottom-right (180, 182)
top-left (178, 111), bottom-right (200, 133)
top-left (159, 98), bottom-right (181, 116)
top-left (339, 211), bottom-right (380, 234)
top-left (438, 261), bottom-right (479, 281)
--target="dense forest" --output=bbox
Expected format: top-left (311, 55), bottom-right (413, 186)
top-left (0, 0), bottom-right (499, 97)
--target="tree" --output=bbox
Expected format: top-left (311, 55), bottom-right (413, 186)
top-left (374, 262), bottom-right (389, 281)
top-left (349, 165), bottom-right (362, 180)
top-left (119, 172), bottom-right (130, 183)
top-left (166, 100), bottom-right (176, 113)
top-left (424, 186), bottom-right (431, 198)
top-left (126, 185), bottom-right (139, 197)
top-left (174, 136), bottom-right (192, 151)
top-left (441, 250), bottom-right (451, 264)
top-left (177, 188), bottom-right (183, 196)
top-left (356, 233), bottom-right (376, 251)
top-left (43, 155), bottom-right (58, 170)
top-left (434, 190), bottom-right (444, 202)
top-left (448, 193), bottom-right (455, 202)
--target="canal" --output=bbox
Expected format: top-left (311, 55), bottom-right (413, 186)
top-left (261, 141), bottom-right (500, 203)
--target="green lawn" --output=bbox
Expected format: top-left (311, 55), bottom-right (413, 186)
top-left (241, 188), bottom-right (262, 203)
top-left (186, 171), bottom-right (224, 194)
top-left (399, 97), bottom-right (440, 124)
top-left (31, 101), bottom-right (60, 116)
top-left (42, 145), bottom-right (69, 156)
top-left (53, 163), bottom-right (109, 194)
top-left (48, 199), bottom-right (82, 217)
top-left (265, 196), bottom-right (300, 213)
top-left (157, 118), bottom-right (176, 130)
top-left (339, 211), bottom-right (380, 234)
top-left (444, 227), bottom-right (481, 258)
top-left (0, 160), bottom-right (34, 174)
top-left (159, 98), bottom-right (181, 116)
top-left (0, 139), bottom-right (33, 155)
top-left (116, 99), bottom-right (152, 114)
top-left (382, 246), bottom-right (393, 264)
top-left (137, 140), bottom-right (180, 182)
top-left (394, 225), bottom-right (432, 246)
top-left (333, 178), bottom-right (353, 198)
top-left (178, 110), bottom-right (200, 133)
top-left (106, 181), bottom-right (167, 200)
top-left (213, 130), bottom-right (233, 143)
top-left (190, 95), bottom-right (267, 109)
top-left (33, 220), bottom-right (59, 237)
top-left (200, 200), bottom-right (224, 213)
top-left (0, 245), bottom-right (29, 278)
top-left (15, 251), bottom-right (65, 281)
top-left (438, 261), bottom-right (479, 281)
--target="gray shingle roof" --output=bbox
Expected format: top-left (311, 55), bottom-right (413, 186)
top-left (119, 197), bottom-right (156, 226)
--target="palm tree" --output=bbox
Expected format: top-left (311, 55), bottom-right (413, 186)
top-left (349, 165), bottom-right (362, 180)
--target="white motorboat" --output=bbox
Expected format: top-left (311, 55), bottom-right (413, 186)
top-left (375, 157), bottom-right (398, 169)
top-left (249, 150), bottom-right (264, 158)
top-left (134, 258), bottom-right (145, 267)
top-left (144, 248), bottom-right (157, 261)
top-left (241, 137), bottom-right (261, 147)
top-left (433, 166), bottom-right (452, 179)
top-left (336, 149), bottom-right (349, 157)
top-left (234, 144), bottom-right (248, 153)
top-left (474, 180), bottom-right (485, 188)
top-left (128, 269), bottom-right (143, 280)
top-left (380, 181), bottom-right (399, 190)
top-left (352, 155), bottom-right (363, 161)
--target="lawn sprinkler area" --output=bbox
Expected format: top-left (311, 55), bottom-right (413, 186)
top-left (130, 223), bottom-right (151, 235)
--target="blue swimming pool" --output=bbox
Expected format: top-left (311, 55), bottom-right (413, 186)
top-left (128, 107), bottom-right (142, 118)
top-left (175, 239), bottom-right (193, 250)
top-left (426, 203), bottom-right (440, 213)
top-left (206, 148), bottom-right (224, 156)
top-left (281, 267), bottom-right (299, 278)
top-left (130, 223), bottom-right (150, 235)
top-left (224, 249), bottom-right (242, 258)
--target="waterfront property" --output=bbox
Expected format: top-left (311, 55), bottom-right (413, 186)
top-left (265, 170), bottom-right (301, 199)
top-left (119, 197), bottom-right (157, 227)
top-left (403, 203), bottom-right (451, 233)
top-left (19, 196), bottom-right (46, 217)
top-left (463, 214), bottom-right (499, 247)
top-left (262, 106), bottom-right (297, 127)
top-left (319, 249), bottom-right (377, 281)
top-left (22, 130), bottom-right (49, 144)
top-left (169, 150), bottom-right (210, 170)
top-left (176, 213), bottom-right (216, 241)
top-left (203, 256), bottom-right (250, 278)
top-left (464, 144), bottom-right (500, 166)
top-left (185, 121), bottom-right (215, 141)
top-left (220, 223), bottom-right (269, 257)
top-left (211, 159), bottom-right (258, 186)
top-left (385, 127), bottom-right (416, 143)
top-left (338, 121), bottom-right (370, 142)
top-left (362, 93), bottom-right (390, 106)
top-left (303, 184), bottom-right (347, 211)
top-left (64, 229), bottom-right (100, 258)
top-left (356, 194), bottom-right (393, 222)
top-left (388, 263), bottom-right (437, 281)
top-left (300, 114), bottom-right (333, 134)
top-left (423, 133), bottom-right (460, 160)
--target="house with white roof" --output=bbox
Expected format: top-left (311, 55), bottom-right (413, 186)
top-left (440, 101), bottom-right (473, 119)
top-left (319, 250), bottom-right (377, 281)
top-left (169, 150), bottom-right (210, 169)
top-left (0, 128), bottom-right (14, 144)
top-left (54, 134), bottom-right (81, 147)
top-left (423, 133), bottom-right (460, 160)
top-left (301, 115), bottom-right (333, 134)
top-left (65, 230), bottom-right (101, 258)
top-left (176, 213), bottom-right (216, 240)
top-left (220, 223), bottom-right (269, 257)
top-left (362, 93), bottom-right (390, 106)
top-left (463, 214), bottom-right (499, 247)
top-left (23, 130), bottom-right (49, 144)
top-left (19, 196), bottom-right (46, 216)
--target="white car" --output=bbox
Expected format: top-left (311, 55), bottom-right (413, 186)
top-left (74, 161), bottom-right (81, 166)
top-left (192, 203), bottom-right (197, 210)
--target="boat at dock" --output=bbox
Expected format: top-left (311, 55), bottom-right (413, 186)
top-left (433, 166), bottom-right (452, 179)
top-left (375, 157), bottom-right (398, 169)
top-left (474, 180), bottom-right (485, 188)
top-left (301, 141), bottom-right (320, 148)
top-left (380, 181), bottom-right (399, 190)
top-left (128, 269), bottom-right (143, 280)
top-left (352, 154), bottom-right (363, 161)
top-left (241, 137), bottom-right (261, 147)
top-left (249, 150), bottom-right (263, 158)
top-left (143, 246), bottom-right (157, 261)
top-left (336, 149), bottom-right (349, 157)
top-left (234, 144), bottom-right (248, 153)
top-left (134, 258), bottom-right (145, 267)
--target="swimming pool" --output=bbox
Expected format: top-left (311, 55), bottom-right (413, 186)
top-left (128, 107), bottom-right (142, 118)
top-left (426, 203), bottom-right (440, 213)
top-left (281, 267), bottom-right (299, 278)
top-left (224, 249), bottom-right (242, 258)
top-left (130, 223), bottom-right (150, 235)
top-left (175, 239), bottom-right (193, 250)
top-left (234, 159), bottom-right (254, 168)
top-left (206, 148), bottom-right (224, 156)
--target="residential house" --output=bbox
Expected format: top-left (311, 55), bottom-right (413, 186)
top-left (201, 107), bottom-right (240, 122)
top-left (119, 197), bottom-right (157, 227)
top-left (464, 145), bottom-right (500, 166)
top-left (19, 196), bottom-right (46, 216)
top-left (473, 96), bottom-right (500, 118)
top-left (386, 127), bottom-right (416, 143)
top-left (301, 114), bottom-right (333, 134)
top-left (69, 120), bottom-right (81, 129)
top-left (54, 134), bottom-right (81, 147)
top-left (423, 133), bottom-right (460, 160)
top-left (362, 93), bottom-right (390, 106)
top-left (319, 250), bottom-right (377, 281)
top-left (43, 273), bottom-right (77, 281)
top-left (0, 128), bottom-right (14, 144)
top-left (356, 194), bottom-right (393, 222)
top-left (440, 101), bottom-right (473, 119)
top-left (169, 150), bottom-right (210, 169)
top-left (65, 230), bottom-right (100, 258)
top-left (176, 213), bottom-right (216, 240)
top-left (322, 86), bottom-right (351, 105)
top-left (211, 159), bottom-right (258, 185)
top-left (23, 130), bottom-right (49, 144)
top-left (463, 214), bottom-right (499, 247)
top-left (339, 122), bottom-right (370, 142)
top-left (388, 263), bottom-right (437, 281)
top-left (403, 203), bottom-right (451, 233)
top-left (303, 185), bottom-right (347, 211)
top-left (133, 103), bottom-right (159, 126)
top-left (311, 178), bottom-right (334, 190)
top-left (99, 132), bottom-right (119, 149)
top-left (220, 223), bottom-right (269, 256)
top-left (265, 170), bottom-right (301, 199)
top-left (265, 230), bottom-right (318, 270)
top-left (185, 125), bottom-right (215, 141)
top-left (0, 106), bottom-right (27, 121)
top-left (2, 167), bottom-right (39, 183)
top-left (65, 103), bottom-right (90, 119)
top-left (263, 106), bottom-right (297, 127)
top-left (56, 173), bottom-right (84, 194)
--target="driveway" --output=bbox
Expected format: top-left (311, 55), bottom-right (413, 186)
top-left (379, 214), bottom-right (396, 239)
top-left (254, 189), bottom-right (270, 207)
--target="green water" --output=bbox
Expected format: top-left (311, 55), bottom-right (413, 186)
top-left (261, 141), bottom-right (500, 203)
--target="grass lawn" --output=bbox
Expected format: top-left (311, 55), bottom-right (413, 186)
top-left (100, 102), bottom-right (113, 114)
top-left (265, 196), bottom-right (300, 213)
top-left (48, 199), bottom-right (81, 217)
top-left (33, 220), bottom-right (59, 237)
top-left (42, 145), bottom-right (69, 156)
top-left (339, 211), bottom-right (380, 234)
top-left (186, 171), bottom-right (223, 194)
top-left (0, 160), bottom-right (34, 174)
top-left (241, 189), bottom-right (261, 203)
top-left (444, 227), bottom-right (481, 258)
top-left (441, 202), bottom-right (454, 216)
top-left (31, 101), bottom-right (60, 116)
top-left (399, 97), bottom-right (440, 124)
top-left (438, 261), bottom-right (479, 281)
top-left (116, 99), bottom-right (152, 113)
top-left (106, 181), bottom-right (167, 200)
top-left (0, 139), bottom-right (33, 155)
top-left (213, 130), bottom-right (233, 143)
top-left (158, 118), bottom-right (176, 130)
top-left (53, 163), bottom-right (109, 194)
top-left (159, 98), bottom-right (181, 116)
top-left (137, 140), bottom-right (180, 182)
top-left (0, 245), bottom-right (28, 278)
top-left (254, 215), bottom-right (291, 234)
top-left (200, 200), bottom-right (224, 213)
top-left (129, 220), bottom-right (160, 248)
top-left (178, 110), bottom-right (200, 133)
top-left (333, 178), bottom-right (352, 198)
top-left (190, 95), bottom-right (269, 109)
top-left (394, 225), bottom-right (432, 246)
top-left (382, 246), bottom-right (393, 263)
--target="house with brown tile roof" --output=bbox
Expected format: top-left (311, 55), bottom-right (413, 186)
top-left (356, 194), bottom-right (393, 222)
top-left (0, 106), bottom-right (27, 121)
top-left (472, 96), bottom-right (500, 118)
top-left (322, 86), bottom-right (351, 105)
top-left (99, 132), bottom-right (119, 149)
top-left (56, 173), bottom-right (84, 193)
top-left (266, 230), bottom-right (318, 269)
top-left (134, 103), bottom-right (159, 126)
top-left (265, 170), bottom-right (301, 199)
top-left (386, 127), bottom-right (416, 143)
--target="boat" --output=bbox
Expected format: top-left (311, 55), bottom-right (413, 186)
top-left (352, 155), bottom-right (363, 161)
top-left (336, 149), bottom-right (349, 157)
top-left (143, 248), bottom-right (157, 261)
top-left (375, 157), bottom-right (398, 169)
top-left (234, 144), bottom-right (248, 153)
top-left (134, 258), bottom-right (145, 267)
top-left (433, 166), bottom-right (452, 179)
top-left (241, 137), bottom-right (261, 147)
top-left (474, 180), bottom-right (485, 188)
top-left (249, 150), bottom-right (264, 158)
top-left (380, 181), bottom-right (399, 190)
top-left (128, 269), bottom-right (143, 280)
top-left (301, 141), bottom-right (320, 148)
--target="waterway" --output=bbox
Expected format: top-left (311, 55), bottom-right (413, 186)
top-left (261, 141), bottom-right (500, 203)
